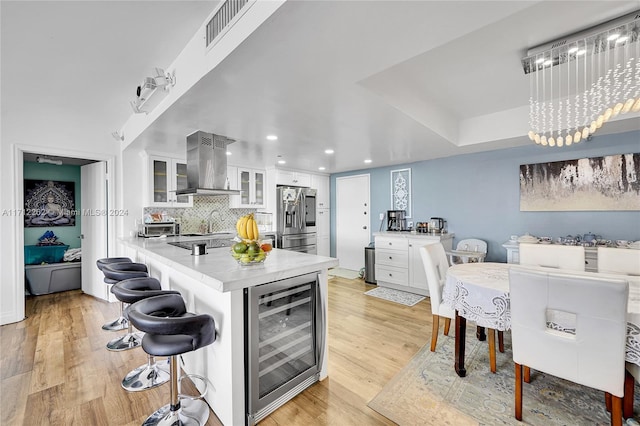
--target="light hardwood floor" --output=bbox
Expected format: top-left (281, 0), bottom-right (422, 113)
top-left (1, 277), bottom-right (434, 425)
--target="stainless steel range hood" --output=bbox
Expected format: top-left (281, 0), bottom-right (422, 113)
top-left (176, 131), bottom-right (241, 196)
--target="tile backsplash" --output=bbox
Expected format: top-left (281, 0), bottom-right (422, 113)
top-left (144, 196), bottom-right (256, 234)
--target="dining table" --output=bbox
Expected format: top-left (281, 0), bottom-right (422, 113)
top-left (442, 262), bottom-right (640, 378)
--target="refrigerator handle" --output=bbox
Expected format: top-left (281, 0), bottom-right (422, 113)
top-left (300, 192), bottom-right (306, 229)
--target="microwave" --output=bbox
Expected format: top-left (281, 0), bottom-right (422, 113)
top-left (139, 222), bottom-right (179, 237)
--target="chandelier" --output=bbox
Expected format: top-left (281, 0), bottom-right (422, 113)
top-left (522, 11), bottom-right (640, 147)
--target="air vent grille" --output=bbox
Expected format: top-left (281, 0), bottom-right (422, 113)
top-left (206, 0), bottom-right (249, 47)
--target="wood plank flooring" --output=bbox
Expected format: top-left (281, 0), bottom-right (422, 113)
top-left (1, 277), bottom-right (437, 425)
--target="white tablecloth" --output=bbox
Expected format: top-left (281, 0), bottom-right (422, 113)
top-left (443, 262), bottom-right (640, 366)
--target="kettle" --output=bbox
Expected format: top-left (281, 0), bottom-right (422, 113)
top-left (429, 217), bottom-right (444, 232)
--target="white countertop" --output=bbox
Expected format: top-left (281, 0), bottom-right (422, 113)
top-left (120, 236), bottom-right (338, 293)
top-left (373, 231), bottom-right (454, 239)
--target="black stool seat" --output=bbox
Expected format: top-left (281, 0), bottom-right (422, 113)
top-left (96, 257), bottom-right (132, 271)
top-left (128, 293), bottom-right (216, 426)
top-left (102, 262), bottom-right (148, 284)
top-left (112, 277), bottom-right (179, 305)
top-left (129, 294), bottom-right (215, 356)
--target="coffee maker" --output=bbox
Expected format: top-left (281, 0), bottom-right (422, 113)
top-left (387, 210), bottom-right (407, 231)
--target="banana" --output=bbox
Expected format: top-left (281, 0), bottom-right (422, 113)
top-left (246, 215), bottom-right (254, 240)
top-left (236, 215), bottom-right (248, 239)
top-left (252, 217), bottom-right (259, 241)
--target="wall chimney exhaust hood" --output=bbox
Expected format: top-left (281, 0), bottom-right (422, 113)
top-left (176, 131), bottom-right (241, 196)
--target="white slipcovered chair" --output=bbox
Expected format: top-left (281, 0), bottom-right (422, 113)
top-left (509, 266), bottom-right (629, 426)
top-left (598, 247), bottom-right (640, 276)
top-left (519, 243), bottom-right (585, 271)
top-left (420, 243), bottom-right (454, 352)
top-left (448, 238), bottom-right (487, 265)
top-left (421, 243), bottom-right (503, 372)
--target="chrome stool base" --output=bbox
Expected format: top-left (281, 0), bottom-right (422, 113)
top-left (106, 331), bottom-right (143, 351)
top-left (102, 315), bottom-right (128, 331)
top-left (141, 399), bottom-right (210, 426)
top-left (122, 356), bottom-right (170, 392)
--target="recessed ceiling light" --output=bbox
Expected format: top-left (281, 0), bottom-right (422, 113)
top-left (266, 135), bottom-right (278, 141)
top-left (318, 166), bottom-right (326, 171)
top-left (324, 149), bottom-right (334, 154)
top-left (277, 159), bottom-right (286, 164)
top-left (364, 159), bottom-right (372, 164)
top-left (226, 151), bottom-right (232, 155)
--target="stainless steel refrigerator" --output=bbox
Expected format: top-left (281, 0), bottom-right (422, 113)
top-left (276, 187), bottom-right (317, 254)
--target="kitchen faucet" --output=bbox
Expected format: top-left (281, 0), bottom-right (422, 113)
top-left (207, 209), bottom-right (220, 234)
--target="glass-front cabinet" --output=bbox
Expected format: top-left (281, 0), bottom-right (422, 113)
top-left (230, 167), bottom-right (265, 208)
top-left (148, 155), bottom-right (192, 207)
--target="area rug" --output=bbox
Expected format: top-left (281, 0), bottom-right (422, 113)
top-left (364, 287), bottom-right (425, 307)
top-left (328, 267), bottom-right (361, 279)
top-left (369, 329), bottom-right (640, 425)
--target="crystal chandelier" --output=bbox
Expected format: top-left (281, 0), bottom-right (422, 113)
top-left (522, 11), bottom-right (640, 147)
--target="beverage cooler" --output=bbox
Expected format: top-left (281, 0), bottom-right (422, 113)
top-left (244, 272), bottom-right (324, 425)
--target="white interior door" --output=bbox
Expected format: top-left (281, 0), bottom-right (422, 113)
top-left (81, 162), bottom-right (108, 300)
top-left (336, 175), bottom-right (370, 271)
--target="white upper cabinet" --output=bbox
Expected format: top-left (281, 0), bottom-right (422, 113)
top-left (275, 169), bottom-right (311, 187)
top-left (147, 155), bottom-right (192, 207)
top-left (311, 174), bottom-right (330, 209)
top-left (229, 167), bottom-right (266, 209)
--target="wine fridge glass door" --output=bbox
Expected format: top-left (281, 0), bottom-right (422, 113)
top-left (245, 272), bottom-right (322, 424)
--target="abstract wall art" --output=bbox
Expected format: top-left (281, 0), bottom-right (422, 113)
top-left (391, 168), bottom-right (412, 218)
top-left (519, 153), bottom-right (640, 211)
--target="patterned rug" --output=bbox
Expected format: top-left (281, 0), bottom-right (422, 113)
top-left (369, 329), bottom-right (640, 425)
top-left (364, 287), bottom-right (425, 307)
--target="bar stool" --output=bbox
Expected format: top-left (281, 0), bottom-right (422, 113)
top-left (101, 262), bottom-right (149, 351)
top-left (96, 257), bottom-right (133, 331)
top-left (128, 293), bottom-right (216, 426)
top-left (112, 277), bottom-right (181, 391)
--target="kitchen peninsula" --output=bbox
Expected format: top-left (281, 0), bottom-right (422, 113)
top-left (119, 235), bottom-right (338, 425)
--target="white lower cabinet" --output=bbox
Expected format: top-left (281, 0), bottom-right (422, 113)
top-left (374, 233), bottom-right (454, 296)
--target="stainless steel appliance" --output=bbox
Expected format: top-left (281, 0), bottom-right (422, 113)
top-left (429, 217), bottom-right (446, 234)
top-left (139, 222), bottom-right (179, 237)
top-left (175, 131), bottom-right (240, 197)
top-left (245, 272), bottom-right (324, 425)
top-left (387, 210), bottom-right (406, 231)
top-left (276, 187), bottom-right (317, 254)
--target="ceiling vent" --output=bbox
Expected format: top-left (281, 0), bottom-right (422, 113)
top-left (205, 0), bottom-right (252, 48)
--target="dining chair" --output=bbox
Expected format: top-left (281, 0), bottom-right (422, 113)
top-left (597, 247), bottom-right (640, 276)
top-left (420, 243), bottom-right (454, 352)
top-left (448, 238), bottom-right (487, 265)
top-left (509, 267), bottom-right (629, 426)
top-left (518, 243), bottom-right (585, 271)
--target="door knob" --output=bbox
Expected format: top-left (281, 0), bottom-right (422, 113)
top-left (362, 226), bottom-right (367, 229)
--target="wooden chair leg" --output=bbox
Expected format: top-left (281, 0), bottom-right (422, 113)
top-left (515, 362), bottom-right (523, 421)
top-left (611, 395), bottom-right (623, 426)
top-left (623, 369), bottom-right (635, 419)
top-left (524, 366), bottom-right (531, 383)
top-left (606, 391), bottom-right (612, 412)
top-left (498, 330), bottom-right (504, 353)
top-left (488, 328), bottom-right (497, 373)
top-left (443, 317), bottom-right (451, 336)
top-left (430, 314), bottom-right (440, 352)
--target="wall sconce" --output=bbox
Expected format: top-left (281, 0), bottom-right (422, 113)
top-left (36, 156), bottom-right (62, 165)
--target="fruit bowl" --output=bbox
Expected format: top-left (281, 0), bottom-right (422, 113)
top-left (230, 239), bottom-right (273, 266)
